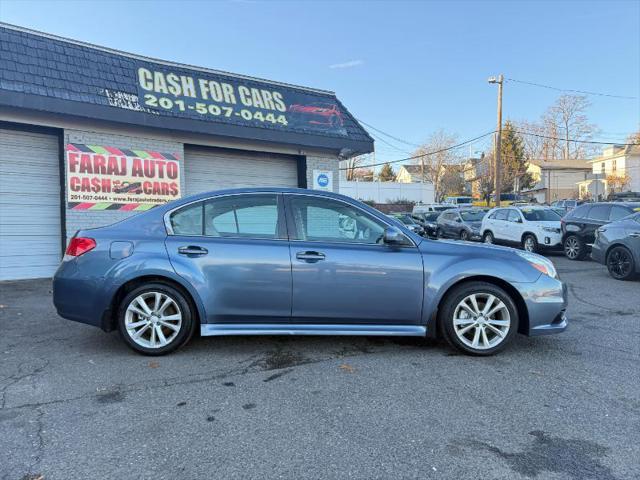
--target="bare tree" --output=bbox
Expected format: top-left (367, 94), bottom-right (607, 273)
top-left (544, 94), bottom-right (599, 159)
top-left (626, 130), bottom-right (640, 145)
top-left (341, 154), bottom-right (372, 181)
top-left (412, 130), bottom-right (462, 201)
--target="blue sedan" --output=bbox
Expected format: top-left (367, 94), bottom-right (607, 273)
top-left (53, 188), bottom-right (568, 356)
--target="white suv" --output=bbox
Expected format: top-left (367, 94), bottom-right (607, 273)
top-left (480, 206), bottom-right (562, 253)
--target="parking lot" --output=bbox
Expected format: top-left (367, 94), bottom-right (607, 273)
top-left (1, 254), bottom-right (639, 480)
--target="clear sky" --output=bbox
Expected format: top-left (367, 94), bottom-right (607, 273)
top-left (1, 0), bottom-right (639, 162)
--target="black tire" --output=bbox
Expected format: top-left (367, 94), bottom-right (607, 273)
top-left (606, 246), bottom-right (636, 281)
top-left (564, 235), bottom-right (586, 261)
top-left (439, 281), bottom-right (519, 356)
top-left (436, 228), bottom-right (444, 239)
top-left (483, 231), bottom-right (494, 244)
top-left (522, 234), bottom-right (539, 253)
top-left (117, 282), bottom-right (196, 355)
top-left (460, 230), bottom-right (469, 241)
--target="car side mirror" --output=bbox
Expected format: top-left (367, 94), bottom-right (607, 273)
top-left (383, 226), bottom-right (404, 245)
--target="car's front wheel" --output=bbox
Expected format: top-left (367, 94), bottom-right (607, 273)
top-left (460, 230), bottom-right (469, 241)
top-left (118, 283), bottom-right (195, 355)
top-left (607, 246), bottom-right (636, 281)
top-left (439, 282), bottom-right (518, 355)
top-left (522, 234), bottom-right (538, 253)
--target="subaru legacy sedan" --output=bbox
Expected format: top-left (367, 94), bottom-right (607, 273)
top-left (53, 188), bottom-right (567, 356)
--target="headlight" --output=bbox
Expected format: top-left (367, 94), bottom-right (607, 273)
top-left (516, 251), bottom-right (558, 279)
top-left (542, 226), bottom-right (560, 233)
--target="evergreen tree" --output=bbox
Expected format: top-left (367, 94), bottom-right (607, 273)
top-left (377, 163), bottom-right (396, 182)
top-left (501, 121), bottom-right (534, 192)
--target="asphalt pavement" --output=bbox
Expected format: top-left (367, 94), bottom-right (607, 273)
top-left (1, 254), bottom-right (639, 480)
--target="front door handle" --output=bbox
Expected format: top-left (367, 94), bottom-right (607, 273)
top-left (178, 245), bottom-right (208, 256)
top-left (296, 251), bottom-right (325, 262)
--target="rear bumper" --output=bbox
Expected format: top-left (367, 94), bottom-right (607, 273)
top-left (590, 241), bottom-right (606, 264)
top-left (514, 275), bottom-right (568, 336)
top-left (52, 260), bottom-right (111, 330)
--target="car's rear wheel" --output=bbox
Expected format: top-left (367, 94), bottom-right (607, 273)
top-left (522, 234), bottom-right (538, 253)
top-left (483, 231), bottom-right (494, 244)
top-left (118, 283), bottom-right (195, 355)
top-left (460, 230), bottom-right (469, 241)
top-left (564, 235), bottom-right (586, 260)
top-left (439, 282), bottom-right (518, 356)
top-left (607, 246), bottom-right (636, 281)
top-left (436, 228), bottom-right (444, 239)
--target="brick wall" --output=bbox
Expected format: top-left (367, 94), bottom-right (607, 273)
top-left (306, 154), bottom-right (340, 192)
top-left (64, 128), bottom-right (184, 241)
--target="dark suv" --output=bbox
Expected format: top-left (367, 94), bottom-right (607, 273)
top-left (561, 202), bottom-right (640, 260)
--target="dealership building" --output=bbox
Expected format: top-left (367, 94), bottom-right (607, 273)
top-left (0, 23), bottom-right (373, 281)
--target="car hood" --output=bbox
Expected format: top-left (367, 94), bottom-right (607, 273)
top-left (527, 221), bottom-right (561, 229)
top-left (465, 221), bottom-right (483, 229)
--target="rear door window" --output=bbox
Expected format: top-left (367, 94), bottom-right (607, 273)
top-left (507, 210), bottom-right (521, 222)
top-left (170, 202), bottom-right (203, 235)
top-left (587, 205), bottom-right (611, 222)
top-left (204, 194), bottom-right (281, 239)
top-left (494, 209), bottom-right (508, 221)
top-left (609, 205), bottom-right (631, 221)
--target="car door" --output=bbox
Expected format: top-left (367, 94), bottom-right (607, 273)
top-left (165, 193), bottom-right (292, 323)
top-left (583, 204), bottom-right (611, 245)
top-left (285, 194), bottom-right (424, 325)
top-left (506, 209), bottom-right (524, 242)
top-left (491, 209), bottom-right (509, 241)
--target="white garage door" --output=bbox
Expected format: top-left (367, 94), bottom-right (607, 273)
top-left (184, 147), bottom-right (299, 196)
top-left (0, 129), bottom-right (61, 280)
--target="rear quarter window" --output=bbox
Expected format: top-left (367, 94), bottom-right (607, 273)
top-left (570, 204), bottom-right (591, 219)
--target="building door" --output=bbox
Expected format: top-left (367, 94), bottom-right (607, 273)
top-left (184, 146), bottom-right (300, 196)
top-left (0, 128), bottom-right (61, 280)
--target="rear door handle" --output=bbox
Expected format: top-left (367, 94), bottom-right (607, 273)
top-left (178, 245), bottom-right (208, 256)
top-left (630, 232), bottom-right (640, 238)
top-left (296, 251), bottom-right (325, 262)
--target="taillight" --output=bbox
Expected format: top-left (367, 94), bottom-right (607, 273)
top-left (65, 237), bottom-right (96, 256)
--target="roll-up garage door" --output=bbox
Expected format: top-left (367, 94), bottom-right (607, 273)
top-left (0, 129), bottom-right (61, 280)
top-left (184, 147), bottom-right (299, 196)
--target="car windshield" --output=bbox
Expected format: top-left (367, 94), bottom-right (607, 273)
top-left (521, 209), bottom-right (561, 221)
top-left (396, 215), bottom-right (416, 225)
top-left (460, 210), bottom-right (486, 221)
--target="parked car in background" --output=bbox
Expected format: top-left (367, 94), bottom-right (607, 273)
top-left (411, 211), bottom-right (440, 238)
top-left (591, 212), bottom-right (640, 280)
top-left (436, 208), bottom-right (486, 241)
top-left (53, 188), bottom-right (568, 356)
top-left (444, 196), bottom-right (473, 207)
top-left (413, 203), bottom-right (455, 214)
top-left (387, 213), bottom-right (425, 236)
top-left (481, 206), bottom-right (562, 253)
top-left (561, 202), bottom-right (640, 260)
top-left (551, 199), bottom-right (584, 213)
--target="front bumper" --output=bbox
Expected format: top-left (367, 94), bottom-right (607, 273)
top-left (514, 275), bottom-right (568, 336)
top-left (538, 231), bottom-right (562, 248)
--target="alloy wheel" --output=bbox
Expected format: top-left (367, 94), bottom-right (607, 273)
top-left (565, 237), bottom-right (580, 259)
top-left (483, 232), bottom-right (493, 244)
top-left (524, 236), bottom-right (536, 252)
top-left (461, 230), bottom-right (469, 241)
top-left (124, 292), bottom-right (182, 349)
top-left (608, 248), bottom-right (632, 279)
top-left (452, 293), bottom-right (510, 350)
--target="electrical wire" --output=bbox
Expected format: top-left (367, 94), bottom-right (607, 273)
top-left (339, 130), bottom-right (496, 170)
top-left (355, 118), bottom-right (423, 147)
top-left (506, 78), bottom-right (638, 100)
top-left (514, 130), bottom-right (640, 145)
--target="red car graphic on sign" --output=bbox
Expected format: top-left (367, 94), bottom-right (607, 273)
top-left (288, 102), bottom-right (344, 128)
top-left (113, 181), bottom-right (143, 195)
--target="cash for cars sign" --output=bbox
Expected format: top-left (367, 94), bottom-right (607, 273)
top-left (66, 144), bottom-right (181, 211)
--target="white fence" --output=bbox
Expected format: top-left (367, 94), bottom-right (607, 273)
top-left (340, 181), bottom-right (435, 204)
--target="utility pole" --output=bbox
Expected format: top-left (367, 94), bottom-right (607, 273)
top-left (488, 74), bottom-right (503, 206)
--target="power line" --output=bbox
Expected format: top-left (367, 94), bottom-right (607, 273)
top-left (356, 118), bottom-right (423, 147)
top-left (514, 130), bottom-right (640, 145)
top-left (506, 77), bottom-right (638, 100)
top-left (367, 131), bottom-right (412, 154)
top-left (339, 131), bottom-right (496, 170)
